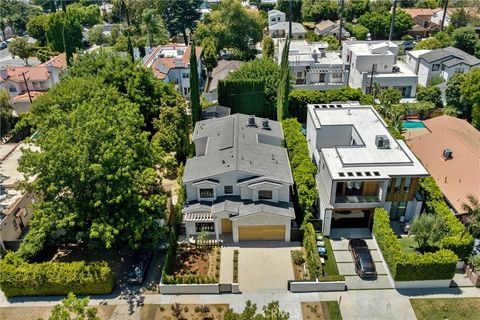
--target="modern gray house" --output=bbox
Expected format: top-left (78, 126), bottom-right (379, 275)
top-left (182, 114), bottom-right (295, 242)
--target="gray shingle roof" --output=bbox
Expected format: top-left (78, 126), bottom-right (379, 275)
top-left (183, 114), bottom-right (293, 184)
top-left (419, 46), bottom-right (480, 66)
top-left (269, 22), bottom-right (306, 34)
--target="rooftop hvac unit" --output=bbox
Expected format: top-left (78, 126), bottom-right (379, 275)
top-left (247, 115), bottom-right (257, 127)
top-left (262, 118), bottom-right (271, 130)
top-left (375, 135), bottom-right (390, 149)
top-left (442, 148), bottom-right (453, 160)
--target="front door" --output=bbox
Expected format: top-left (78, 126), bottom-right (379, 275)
top-left (222, 219), bottom-right (232, 234)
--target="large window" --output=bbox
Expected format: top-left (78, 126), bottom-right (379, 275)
top-left (8, 85), bottom-right (17, 93)
top-left (345, 182), bottom-right (362, 196)
top-left (224, 186), bottom-right (233, 194)
top-left (394, 178), bottom-right (402, 193)
top-left (199, 188), bottom-right (214, 198)
top-left (195, 222), bottom-right (215, 232)
top-left (258, 190), bottom-right (273, 200)
top-left (403, 177), bottom-right (412, 193)
top-left (432, 64), bottom-right (440, 71)
top-left (391, 201), bottom-right (407, 220)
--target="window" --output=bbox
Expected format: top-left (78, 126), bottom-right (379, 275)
top-left (319, 73), bottom-right (326, 83)
top-left (182, 73), bottom-right (189, 79)
top-left (391, 201), bottom-right (407, 220)
top-left (394, 178), bottom-right (402, 193)
top-left (195, 222), bottom-right (215, 232)
top-left (441, 65), bottom-right (446, 71)
top-left (332, 73), bottom-right (342, 79)
top-left (384, 64), bottom-right (388, 69)
top-left (8, 85), bottom-right (17, 93)
top-left (12, 219), bottom-right (18, 230)
top-left (403, 177), bottom-right (412, 193)
top-left (199, 188), bottom-right (214, 198)
top-left (224, 186), bottom-right (233, 194)
top-left (345, 182), bottom-right (362, 196)
top-left (455, 67), bottom-right (464, 73)
top-left (258, 190), bottom-right (273, 200)
top-left (432, 64), bottom-right (440, 71)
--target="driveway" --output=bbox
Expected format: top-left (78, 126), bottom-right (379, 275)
top-left (330, 228), bottom-right (393, 290)
top-left (222, 241), bottom-right (300, 292)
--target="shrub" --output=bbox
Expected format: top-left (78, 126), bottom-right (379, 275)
top-left (373, 208), bottom-right (457, 281)
top-left (289, 88), bottom-right (373, 122)
top-left (218, 80), bottom-right (267, 117)
top-left (0, 253), bottom-right (114, 297)
top-left (419, 177), bottom-right (474, 259)
top-left (282, 118), bottom-right (318, 221)
top-left (233, 249), bottom-right (239, 283)
top-left (292, 250), bottom-right (305, 265)
top-left (302, 223), bottom-right (321, 279)
top-left (352, 24), bottom-right (369, 40)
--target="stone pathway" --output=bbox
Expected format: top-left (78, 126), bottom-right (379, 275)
top-left (219, 246), bottom-right (234, 283)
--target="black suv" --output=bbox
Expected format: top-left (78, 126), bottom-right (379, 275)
top-left (348, 239), bottom-right (377, 279)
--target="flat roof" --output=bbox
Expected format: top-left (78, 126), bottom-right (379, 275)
top-left (308, 104), bottom-right (428, 180)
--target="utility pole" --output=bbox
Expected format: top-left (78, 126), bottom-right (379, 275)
top-left (338, 0), bottom-right (345, 44)
top-left (21, 72), bottom-right (32, 103)
top-left (288, 0), bottom-right (292, 38)
top-left (441, 0), bottom-right (449, 30)
top-left (389, 0), bottom-right (398, 42)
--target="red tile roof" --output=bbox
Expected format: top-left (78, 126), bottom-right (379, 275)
top-left (4, 66), bottom-right (50, 83)
top-left (402, 8), bottom-right (433, 18)
top-left (38, 53), bottom-right (68, 70)
top-left (11, 91), bottom-right (45, 102)
top-left (144, 44), bottom-right (202, 80)
top-left (407, 116), bottom-right (480, 214)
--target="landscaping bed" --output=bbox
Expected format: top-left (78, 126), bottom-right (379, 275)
top-left (301, 301), bottom-right (343, 320)
top-left (0, 305), bottom-right (116, 320)
top-left (410, 298), bottom-right (480, 320)
top-left (140, 303), bottom-right (229, 320)
top-left (291, 249), bottom-right (309, 280)
top-left (233, 249), bottom-right (239, 283)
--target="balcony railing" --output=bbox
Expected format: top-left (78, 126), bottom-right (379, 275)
top-left (335, 195), bottom-right (381, 204)
top-left (295, 79), bottom-right (306, 85)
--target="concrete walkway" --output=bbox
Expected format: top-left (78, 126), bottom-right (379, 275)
top-left (219, 246), bottom-right (234, 283)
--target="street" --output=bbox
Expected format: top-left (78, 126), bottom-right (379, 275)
top-left (0, 45), bottom-right (41, 68)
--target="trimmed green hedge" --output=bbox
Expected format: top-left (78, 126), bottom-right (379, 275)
top-left (218, 79), bottom-right (267, 117)
top-left (289, 88), bottom-right (374, 122)
top-left (0, 253), bottom-right (114, 297)
top-left (303, 223), bottom-right (321, 279)
top-left (419, 177), bottom-right (474, 259)
top-left (282, 118), bottom-right (318, 221)
top-left (373, 208), bottom-right (457, 281)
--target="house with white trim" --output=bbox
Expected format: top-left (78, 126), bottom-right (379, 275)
top-left (342, 40), bottom-right (418, 98)
top-left (182, 114), bottom-right (295, 242)
top-left (306, 103), bottom-right (428, 236)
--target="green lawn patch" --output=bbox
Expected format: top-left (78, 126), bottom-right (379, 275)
top-left (326, 301), bottom-right (343, 320)
top-left (398, 236), bottom-right (418, 254)
top-left (323, 237), bottom-right (340, 276)
top-left (410, 298), bottom-right (480, 320)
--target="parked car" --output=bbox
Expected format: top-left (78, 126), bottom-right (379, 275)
top-left (348, 239), bottom-right (377, 279)
top-left (0, 41), bottom-right (7, 50)
top-left (127, 251), bottom-right (152, 284)
top-left (402, 40), bottom-right (416, 50)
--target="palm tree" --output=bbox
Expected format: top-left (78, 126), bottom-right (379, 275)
top-left (463, 195), bottom-right (480, 237)
top-left (141, 8), bottom-right (160, 48)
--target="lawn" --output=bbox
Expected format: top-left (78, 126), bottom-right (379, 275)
top-left (301, 301), bottom-right (343, 320)
top-left (0, 306), bottom-right (116, 320)
top-left (322, 237), bottom-right (340, 276)
top-left (173, 244), bottom-right (220, 279)
top-left (141, 304), bottom-right (229, 320)
top-left (398, 236), bottom-right (418, 253)
top-left (410, 298), bottom-right (480, 320)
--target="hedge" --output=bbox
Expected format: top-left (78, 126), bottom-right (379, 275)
top-left (0, 253), bottom-right (114, 297)
top-left (419, 177), bottom-right (474, 259)
top-left (218, 79), bottom-right (267, 117)
top-left (373, 208), bottom-right (457, 281)
top-left (282, 118), bottom-right (318, 221)
top-left (289, 88), bottom-right (374, 122)
top-left (303, 223), bottom-right (321, 279)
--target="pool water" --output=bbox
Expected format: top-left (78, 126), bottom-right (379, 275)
top-left (402, 121), bottom-right (426, 129)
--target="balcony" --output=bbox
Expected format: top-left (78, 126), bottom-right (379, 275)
top-left (335, 194), bottom-right (381, 204)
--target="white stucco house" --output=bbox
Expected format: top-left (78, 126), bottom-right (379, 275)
top-left (342, 40), bottom-right (418, 98)
top-left (268, 9), bottom-right (285, 28)
top-left (306, 103), bottom-right (428, 236)
top-left (182, 114), bottom-right (295, 242)
top-left (406, 47), bottom-right (480, 86)
top-left (268, 10), bottom-right (306, 40)
top-left (277, 39), bottom-right (347, 90)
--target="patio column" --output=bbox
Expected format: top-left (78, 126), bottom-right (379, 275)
top-left (214, 218), bottom-right (220, 241)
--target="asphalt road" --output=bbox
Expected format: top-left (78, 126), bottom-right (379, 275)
top-left (0, 46), bottom-right (41, 68)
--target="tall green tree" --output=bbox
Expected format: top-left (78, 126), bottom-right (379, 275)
top-left (141, 8), bottom-right (161, 47)
top-left (446, 72), bottom-right (467, 116)
top-left (460, 68), bottom-right (480, 128)
top-left (47, 293), bottom-right (99, 320)
top-left (20, 78), bottom-right (168, 250)
top-left (8, 37), bottom-right (34, 66)
top-left (26, 15), bottom-right (49, 46)
top-left (452, 27), bottom-right (478, 55)
top-left (0, 90), bottom-right (14, 138)
top-left (161, 0), bottom-right (202, 45)
top-left (410, 214), bottom-right (447, 250)
top-left (276, 39), bottom-right (290, 122)
top-left (359, 11), bottom-right (414, 39)
top-left (276, 0), bottom-right (302, 22)
top-left (302, 0), bottom-right (338, 22)
top-left (345, 0), bottom-right (370, 22)
top-left (463, 195), bottom-right (480, 238)
top-left (0, 0), bottom-right (41, 36)
top-left (202, 38), bottom-right (218, 73)
top-left (189, 41), bottom-right (201, 127)
top-left (262, 36), bottom-right (274, 59)
top-left (44, 11), bottom-right (83, 55)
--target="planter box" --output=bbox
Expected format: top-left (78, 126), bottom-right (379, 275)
top-left (159, 283), bottom-right (220, 294)
top-left (463, 264), bottom-right (480, 287)
top-left (288, 279), bottom-right (346, 292)
top-left (394, 279), bottom-right (451, 289)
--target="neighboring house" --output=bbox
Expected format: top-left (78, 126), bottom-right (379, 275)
top-left (268, 9), bottom-right (285, 28)
top-left (314, 20), bottom-right (350, 39)
top-left (0, 53), bottom-right (66, 98)
top-left (142, 44), bottom-right (203, 97)
top-left (401, 8), bottom-right (439, 38)
top-left (0, 143), bottom-right (38, 251)
top-left (342, 40), bottom-right (418, 98)
top-left (431, 8), bottom-right (453, 27)
top-left (11, 91), bottom-right (45, 116)
top-left (306, 103), bottom-right (428, 236)
top-left (204, 60), bottom-right (243, 102)
top-left (277, 39), bottom-right (347, 90)
top-left (182, 114), bottom-right (295, 242)
top-left (201, 105), bottom-right (231, 120)
top-left (406, 47), bottom-right (480, 86)
top-left (406, 116), bottom-right (480, 219)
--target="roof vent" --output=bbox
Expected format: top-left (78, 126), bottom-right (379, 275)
top-left (247, 115), bottom-right (257, 127)
top-left (375, 135), bottom-right (390, 149)
top-left (261, 118), bottom-right (271, 130)
top-left (442, 148), bottom-right (453, 160)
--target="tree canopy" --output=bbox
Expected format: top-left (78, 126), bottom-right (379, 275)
top-left (0, 0), bottom-right (41, 36)
top-left (358, 10), bottom-right (413, 39)
top-left (301, 0), bottom-right (338, 22)
top-left (8, 37), bottom-right (34, 66)
top-left (161, 0), bottom-right (202, 45)
top-left (452, 27), bottom-right (478, 56)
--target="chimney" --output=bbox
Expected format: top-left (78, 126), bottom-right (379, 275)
top-left (442, 148), bottom-right (452, 160)
top-left (261, 118), bottom-right (271, 130)
top-left (320, 50), bottom-right (326, 58)
top-left (247, 115), bottom-right (257, 127)
top-left (0, 67), bottom-right (8, 80)
top-left (312, 50), bottom-right (318, 63)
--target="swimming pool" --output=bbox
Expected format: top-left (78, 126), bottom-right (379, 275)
top-left (402, 121), bottom-right (426, 129)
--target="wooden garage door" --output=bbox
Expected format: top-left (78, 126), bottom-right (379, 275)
top-left (238, 225), bottom-right (285, 241)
